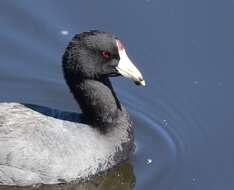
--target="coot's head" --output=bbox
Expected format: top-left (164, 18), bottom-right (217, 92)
top-left (63, 31), bottom-right (145, 86)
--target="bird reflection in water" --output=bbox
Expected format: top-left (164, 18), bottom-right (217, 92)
top-left (0, 162), bottom-right (135, 190)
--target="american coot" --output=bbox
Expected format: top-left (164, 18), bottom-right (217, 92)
top-left (0, 31), bottom-right (145, 186)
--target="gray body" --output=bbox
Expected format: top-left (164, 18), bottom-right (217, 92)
top-left (0, 103), bottom-right (134, 186)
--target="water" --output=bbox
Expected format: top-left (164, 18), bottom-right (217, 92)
top-left (0, 0), bottom-right (234, 189)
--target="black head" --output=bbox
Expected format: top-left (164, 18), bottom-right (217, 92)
top-left (63, 31), bottom-right (119, 80)
top-left (63, 30), bottom-right (145, 85)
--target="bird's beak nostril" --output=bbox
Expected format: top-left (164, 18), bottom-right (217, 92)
top-left (138, 76), bottom-right (144, 82)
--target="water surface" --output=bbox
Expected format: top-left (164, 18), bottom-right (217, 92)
top-left (0, 0), bottom-right (234, 189)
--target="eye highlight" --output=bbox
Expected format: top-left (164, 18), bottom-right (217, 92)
top-left (100, 51), bottom-right (111, 59)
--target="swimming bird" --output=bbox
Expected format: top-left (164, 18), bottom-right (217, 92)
top-left (0, 31), bottom-right (145, 186)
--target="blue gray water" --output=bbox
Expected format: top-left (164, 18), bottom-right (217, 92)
top-left (0, 0), bottom-right (234, 189)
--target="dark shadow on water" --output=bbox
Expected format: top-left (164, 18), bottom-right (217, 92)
top-left (0, 162), bottom-right (135, 190)
top-left (24, 103), bottom-right (84, 123)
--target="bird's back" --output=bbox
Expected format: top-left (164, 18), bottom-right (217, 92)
top-left (0, 103), bottom-right (134, 186)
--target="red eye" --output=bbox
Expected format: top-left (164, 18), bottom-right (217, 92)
top-left (100, 51), bottom-right (110, 58)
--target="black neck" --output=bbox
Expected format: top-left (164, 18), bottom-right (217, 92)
top-left (65, 76), bottom-right (123, 130)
